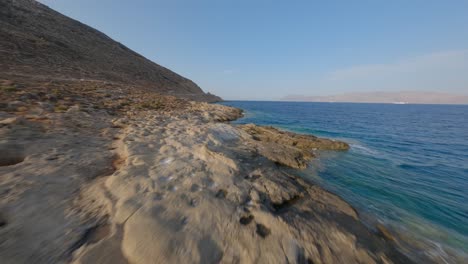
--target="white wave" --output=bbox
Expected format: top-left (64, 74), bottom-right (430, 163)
top-left (350, 143), bottom-right (379, 156)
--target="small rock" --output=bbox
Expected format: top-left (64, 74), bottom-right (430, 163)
top-left (45, 155), bottom-right (59, 161)
top-left (152, 193), bottom-right (164, 201)
top-left (28, 107), bottom-right (44, 115)
top-left (239, 215), bottom-right (254, 225)
top-left (19, 93), bottom-right (39, 101)
top-left (244, 174), bottom-right (261, 181)
top-left (0, 117), bottom-right (24, 126)
top-left (376, 224), bottom-right (396, 242)
top-left (16, 106), bottom-right (28, 112)
top-left (66, 105), bottom-right (80, 113)
top-left (201, 177), bottom-right (215, 187)
top-left (190, 184), bottom-right (200, 192)
top-left (180, 216), bottom-right (188, 226)
top-left (0, 213), bottom-right (6, 228)
top-left (215, 189), bottom-right (227, 199)
top-left (38, 102), bottom-right (54, 111)
top-left (256, 223), bottom-right (271, 238)
top-left (249, 190), bottom-right (260, 203)
top-left (189, 198), bottom-right (199, 207)
top-left (7, 101), bottom-right (25, 111)
top-left (46, 94), bottom-right (58, 102)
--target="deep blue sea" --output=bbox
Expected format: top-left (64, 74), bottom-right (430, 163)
top-left (221, 101), bottom-right (468, 259)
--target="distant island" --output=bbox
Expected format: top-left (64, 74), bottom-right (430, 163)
top-left (282, 91), bottom-right (468, 104)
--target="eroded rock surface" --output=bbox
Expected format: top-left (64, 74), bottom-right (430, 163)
top-left (0, 99), bottom-right (426, 264)
top-left (0, 107), bottom-right (116, 263)
top-left (239, 124), bottom-right (349, 169)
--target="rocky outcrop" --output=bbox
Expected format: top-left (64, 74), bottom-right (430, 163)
top-left (189, 102), bottom-right (243, 122)
top-left (239, 124), bottom-right (349, 169)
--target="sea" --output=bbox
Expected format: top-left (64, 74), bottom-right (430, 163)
top-left (220, 101), bottom-right (468, 262)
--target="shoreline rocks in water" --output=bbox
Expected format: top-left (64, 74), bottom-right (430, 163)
top-left (239, 124), bottom-right (349, 169)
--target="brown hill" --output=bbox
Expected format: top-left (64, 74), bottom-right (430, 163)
top-left (0, 0), bottom-right (220, 102)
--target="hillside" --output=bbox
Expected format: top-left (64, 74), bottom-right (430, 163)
top-left (0, 0), bottom-right (220, 102)
top-left (283, 91), bottom-right (468, 104)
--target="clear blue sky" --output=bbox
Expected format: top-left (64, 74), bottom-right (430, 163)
top-left (39, 0), bottom-right (468, 100)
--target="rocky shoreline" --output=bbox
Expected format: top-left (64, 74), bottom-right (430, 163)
top-left (0, 83), bottom-right (422, 263)
top-left (0, 1), bottom-right (452, 262)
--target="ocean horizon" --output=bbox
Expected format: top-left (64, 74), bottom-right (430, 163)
top-left (225, 100), bottom-right (468, 106)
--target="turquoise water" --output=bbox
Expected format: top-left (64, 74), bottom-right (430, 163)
top-left (221, 101), bottom-right (468, 259)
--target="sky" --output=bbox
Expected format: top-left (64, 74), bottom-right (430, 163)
top-left (38, 0), bottom-right (468, 100)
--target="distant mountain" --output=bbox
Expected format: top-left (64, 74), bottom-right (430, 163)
top-left (282, 91), bottom-right (468, 104)
top-left (0, 0), bottom-right (221, 102)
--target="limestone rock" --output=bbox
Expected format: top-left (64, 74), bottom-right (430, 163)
top-left (239, 124), bottom-right (349, 169)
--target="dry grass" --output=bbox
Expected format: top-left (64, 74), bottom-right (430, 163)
top-left (0, 76), bottom-right (190, 116)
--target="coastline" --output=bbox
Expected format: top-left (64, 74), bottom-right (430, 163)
top-left (224, 101), bottom-right (468, 263)
top-left (1, 1), bottom-right (465, 263)
top-left (0, 87), bottom-right (423, 263)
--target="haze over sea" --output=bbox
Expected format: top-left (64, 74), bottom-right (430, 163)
top-left (222, 101), bottom-right (468, 259)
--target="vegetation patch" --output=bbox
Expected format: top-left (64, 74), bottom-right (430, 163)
top-left (1, 85), bottom-right (17, 92)
top-left (54, 105), bottom-right (69, 112)
top-left (138, 99), bottom-right (164, 110)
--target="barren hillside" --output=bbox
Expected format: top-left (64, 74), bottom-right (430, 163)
top-left (0, 0), bottom-right (220, 102)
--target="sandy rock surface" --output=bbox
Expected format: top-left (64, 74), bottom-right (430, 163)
top-left (0, 107), bottom-right (117, 263)
top-left (0, 102), bottom-right (413, 264)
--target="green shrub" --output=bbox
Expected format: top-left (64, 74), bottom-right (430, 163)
top-left (54, 105), bottom-right (68, 112)
top-left (1, 85), bottom-right (17, 92)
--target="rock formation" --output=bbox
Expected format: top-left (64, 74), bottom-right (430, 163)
top-left (239, 124), bottom-right (349, 169)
